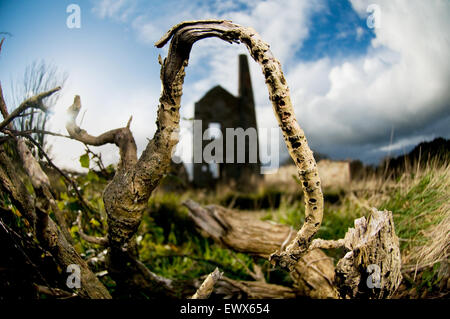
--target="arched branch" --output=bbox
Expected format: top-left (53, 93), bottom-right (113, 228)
top-left (153, 20), bottom-right (323, 271)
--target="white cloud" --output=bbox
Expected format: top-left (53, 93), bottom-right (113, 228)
top-left (92, 0), bottom-right (136, 22)
top-left (51, 0), bottom-right (450, 171)
top-left (283, 0), bottom-right (450, 161)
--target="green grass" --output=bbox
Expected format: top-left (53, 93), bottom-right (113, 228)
top-left (48, 160), bottom-right (448, 298)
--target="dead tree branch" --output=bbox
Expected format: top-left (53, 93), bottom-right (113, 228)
top-left (0, 86), bottom-right (60, 131)
top-left (0, 146), bottom-right (111, 298)
top-left (191, 267), bottom-right (222, 299)
top-left (66, 95), bottom-right (137, 171)
top-left (23, 134), bottom-right (97, 216)
top-left (34, 284), bottom-right (77, 299)
top-left (59, 19), bottom-right (323, 296)
top-left (0, 78), bottom-right (111, 298)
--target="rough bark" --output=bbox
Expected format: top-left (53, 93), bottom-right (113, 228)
top-left (17, 138), bottom-right (73, 244)
top-left (0, 78), bottom-right (111, 298)
top-left (183, 200), bottom-right (338, 298)
top-left (0, 147), bottom-right (111, 299)
top-left (65, 96), bottom-right (174, 296)
top-left (0, 87), bottom-right (61, 131)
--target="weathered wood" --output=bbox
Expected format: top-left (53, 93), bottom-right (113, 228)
top-left (0, 147), bottom-right (111, 299)
top-left (191, 267), bottom-right (222, 299)
top-left (216, 277), bottom-right (297, 299)
top-left (183, 200), bottom-right (338, 298)
top-left (333, 208), bottom-right (402, 299)
top-left (0, 87), bottom-right (60, 131)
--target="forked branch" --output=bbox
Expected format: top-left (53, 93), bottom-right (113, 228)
top-left (66, 95), bottom-right (137, 171)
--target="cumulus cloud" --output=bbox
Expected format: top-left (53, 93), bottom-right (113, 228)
top-left (175, 0), bottom-right (450, 164)
top-left (289, 0), bottom-right (450, 161)
top-left (50, 0), bottom-right (449, 172)
top-left (92, 0), bottom-right (137, 22)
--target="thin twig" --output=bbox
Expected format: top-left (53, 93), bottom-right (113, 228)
top-left (22, 134), bottom-right (97, 215)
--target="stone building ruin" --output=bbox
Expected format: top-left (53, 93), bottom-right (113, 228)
top-left (193, 54), bottom-right (261, 189)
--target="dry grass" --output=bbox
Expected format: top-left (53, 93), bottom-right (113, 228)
top-left (144, 159), bottom-right (450, 297)
top-left (348, 161), bottom-right (449, 296)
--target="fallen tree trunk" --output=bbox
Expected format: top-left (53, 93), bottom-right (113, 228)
top-left (183, 200), bottom-right (338, 299)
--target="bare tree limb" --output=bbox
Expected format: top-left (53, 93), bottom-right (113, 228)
top-left (0, 86), bottom-right (60, 131)
top-left (34, 284), bottom-right (77, 299)
top-left (0, 145), bottom-right (111, 299)
top-left (0, 83), bottom-right (12, 129)
top-left (23, 134), bottom-right (98, 216)
top-left (8, 128), bottom-right (72, 139)
top-left (66, 95), bottom-right (137, 171)
top-left (59, 20), bottom-right (323, 295)
top-left (309, 238), bottom-right (346, 250)
top-left (1, 84), bottom-right (73, 244)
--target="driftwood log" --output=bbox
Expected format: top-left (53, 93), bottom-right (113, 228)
top-left (184, 200), bottom-right (338, 298)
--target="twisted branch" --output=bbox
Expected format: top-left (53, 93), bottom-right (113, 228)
top-left (155, 20), bottom-right (323, 271)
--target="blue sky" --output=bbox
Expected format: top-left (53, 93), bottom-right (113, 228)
top-left (1, 0), bottom-right (449, 173)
